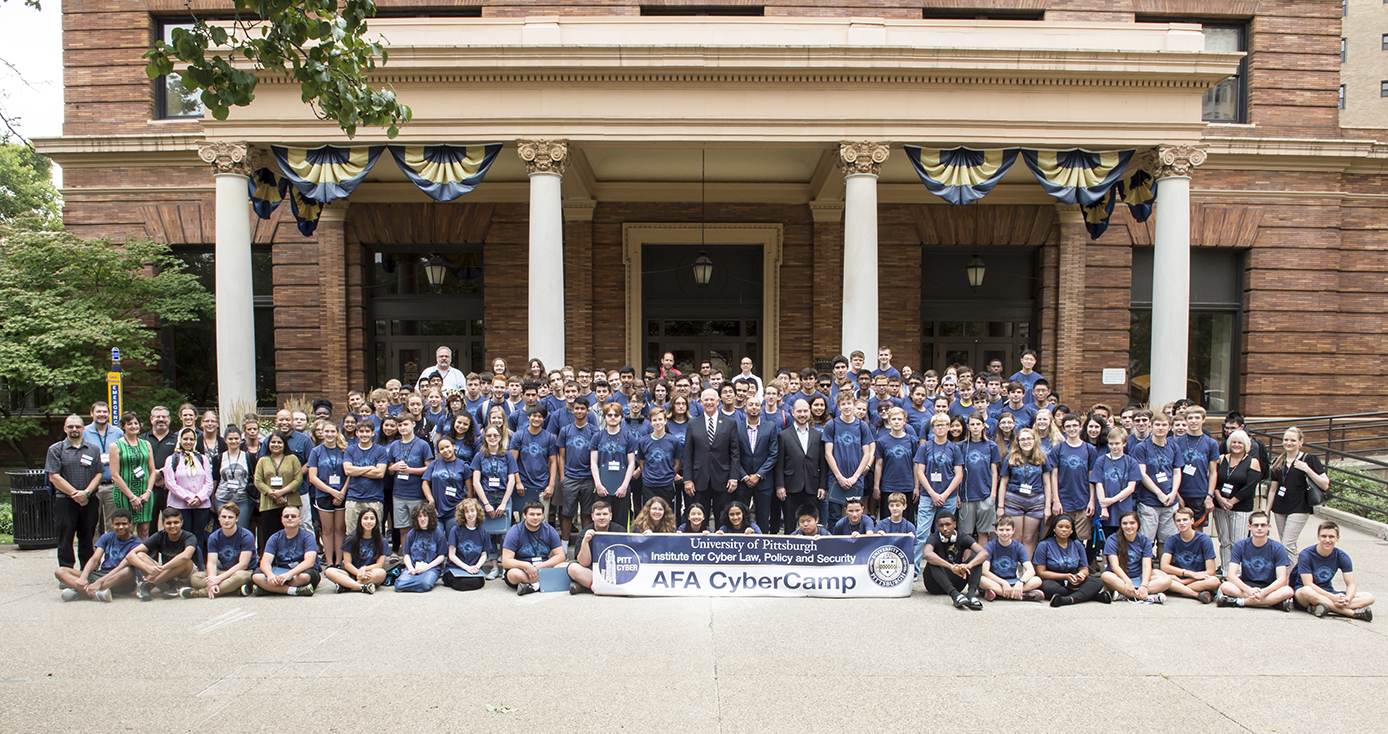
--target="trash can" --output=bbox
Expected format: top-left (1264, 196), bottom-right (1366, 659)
top-left (7, 470), bottom-right (57, 551)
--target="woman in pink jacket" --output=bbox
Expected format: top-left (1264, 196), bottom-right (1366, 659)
top-left (164, 427), bottom-right (215, 550)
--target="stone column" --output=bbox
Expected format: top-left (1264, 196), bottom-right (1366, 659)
top-left (318, 201), bottom-right (350, 403)
top-left (838, 141), bottom-right (889, 361)
top-left (1148, 145), bottom-right (1207, 408)
top-left (1054, 204), bottom-right (1086, 405)
top-left (199, 141), bottom-right (258, 423)
top-left (518, 140), bottom-right (567, 371)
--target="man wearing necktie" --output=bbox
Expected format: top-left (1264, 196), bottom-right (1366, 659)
top-left (683, 388), bottom-right (741, 520)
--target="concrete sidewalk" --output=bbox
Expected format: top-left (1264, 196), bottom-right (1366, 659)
top-left (0, 520), bottom-right (1383, 733)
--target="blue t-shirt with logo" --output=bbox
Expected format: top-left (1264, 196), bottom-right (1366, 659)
top-left (1231, 537), bottom-right (1289, 587)
top-left (1174, 433), bottom-right (1221, 500)
top-left (448, 523), bottom-right (492, 569)
top-left (1049, 441), bottom-right (1098, 513)
top-left (1090, 454), bottom-right (1142, 520)
top-left (832, 516), bottom-right (875, 535)
top-left (1000, 458), bottom-right (1051, 499)
top-left (404, 527), bottom-right (446, 564)
top-left (509, 428), bottom-right (558, 490)
top-left (1293, 546), bottom-right (1353, 592)
top-left (558, 422), bottom-right (600, 478)
top-left (423, 456), bottom-right (472, 520)
top-left (1163, 531), bottom-right (1216, 573)
top-left (876, 432), bottom-right (919, 494)
top-left (344, 443), bottom-right (389, 503)
top-left (341, 535), bottom-right (385, 568)
top-left (502, 521), bottom-right (564, 563)
top-left (96, 531), bottom-right (142, 573)
top-left (1033, 538), bottom-right (1086, 574)
top-left (1104, 532), bottom-right (1153, 580)
top-left (959, 439), bottom-right (1001, 502)
top-left (306, 444), bottom-right (346, 502)
top-left (1131, 437), bottom-right (1185, 506)
top-left (594, 427), bottom-right (638, 477)
top-left (1000, 402), bottom-right (1038, 431)
top-left (638, 432), bottom-right (684, 487)
top-left (822, 417), bottom-right (875, 471)
top-left (265, 529), bottom-right (317, 570)
top-left (983, 538), bottom-right (1030, 582)
top-left (914, 440), bottom-right (964, 494)
top-left (207, 526), bottom-right (256, 572)
top-left (387, 437), bottom-right (434, 501)
top-left (471, 451), bottom-right (518, 506)
top-left (903, 404), bottom-right (932, 439)
top-left (876, 517), bottom-right (916, 536)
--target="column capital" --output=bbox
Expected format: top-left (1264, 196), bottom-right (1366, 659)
top-left (1145, 144), bottom-right (1208, 180)
top-left (836, 141), bottom-right (890, 177)
top-left (198, 141), bottom-right (258, 176)
top-left (518, 139), bottom-right (569, 175)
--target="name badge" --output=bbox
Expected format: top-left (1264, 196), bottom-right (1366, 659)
top-left (79, 455), bottom-right (93, 466)
top-left (398, 472), bottom-right (410, 481)
top-left (1277, 485), bottom-right (1286, 497)
top-left (270, 476), bottom-right (284, 488)
top-left (488, 476), bottom-right (501, 488)
top-left (133, 466), bottom-right (145, 479)
top-left (329, 475), bottom-right (341, 486)
top-left (445, 487), bottom-right (457, 498)
top-left (1018, 483), bottom-right (1033, 495)
top-left (99, 453), bottom-right (109, 465)
top-left (1155, 472), bottom-right (1168, 484)
top-left (608, 461), bottom-right (622, 471)
top-left (1221, 483), bottom-right (1234, 497)
top-left (930, 472), bottom-right (943, 483)
top-left (1183, 465), bottom-right (1197, 476)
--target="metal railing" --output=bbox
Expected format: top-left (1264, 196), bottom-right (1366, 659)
top-left (1245, 411), bottom-right (1388, 524)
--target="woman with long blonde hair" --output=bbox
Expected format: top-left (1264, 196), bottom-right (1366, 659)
top-left (1268, 427), bottom-right (1329, 564)
top-left (998, 427), bottom-right (1053, 557)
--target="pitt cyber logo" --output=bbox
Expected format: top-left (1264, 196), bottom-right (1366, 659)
top-left (965, 448), bottom-right (989, 466)
top-left (1174, 551), bottom-right (1202, 570)
top-left (1060, 453), bottom-right (1088, 471)
top-left (644, 446), bottom-right (670, 464)
top-left (867, 545), bottom-right (910, 588)
top-left (567, 435), bottom-right (590, 453)
top-left (520, 441), bottom-right (548, 458)
top-left (1242, 555), bottom-right (1273, 577)
top-left (598, 544), bottom-right (641, 585)
top-left (886, 444), bottom-right (913, 461)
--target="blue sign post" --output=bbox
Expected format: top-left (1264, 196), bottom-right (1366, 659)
top-left (106, 347), bottom-right (122, 420)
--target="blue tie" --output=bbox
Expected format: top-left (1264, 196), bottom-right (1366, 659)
top-left (707, 416), bottom-right (716, 444)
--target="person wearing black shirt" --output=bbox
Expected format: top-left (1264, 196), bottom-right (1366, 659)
top-left (128, 508), bottom-right (200, 600)
top-left (921, 512), bottom-right (986, 610)
top-left (1268, 427), bottom-right (1330, 565)
top-left (140, 407), bottom-right (180, 524)
top-left (568, 501), bottom-right (627, 594)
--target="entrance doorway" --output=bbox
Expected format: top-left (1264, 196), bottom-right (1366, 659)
top-left (920, 247), bottom-right (1039, 374)
top-left (367, 246), bottom-right (484, 387)
top-left (642, 244), bottom-right (762, 378)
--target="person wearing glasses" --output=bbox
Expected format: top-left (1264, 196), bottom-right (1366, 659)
top-left (1216, 511), bottom-right (1294, 611)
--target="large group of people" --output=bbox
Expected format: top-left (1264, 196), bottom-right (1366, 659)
top-left (43, 346), bottom-right (1372, 619)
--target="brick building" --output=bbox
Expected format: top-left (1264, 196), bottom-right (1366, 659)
top-left (36, 0), bottom-right (1388, 423)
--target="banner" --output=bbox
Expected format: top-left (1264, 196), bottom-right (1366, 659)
top-left (590, 533), bottom-right (914, 598)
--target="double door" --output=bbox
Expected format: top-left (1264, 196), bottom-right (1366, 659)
top-left (660, 341), bottom-right (745, 380)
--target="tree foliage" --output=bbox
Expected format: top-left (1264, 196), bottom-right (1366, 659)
top-left (0, 136), bottom-right (60, 226)
top-left (142, 0), bottom-right (411, 139)
top-left (0, 219), bottom-right (213, 458)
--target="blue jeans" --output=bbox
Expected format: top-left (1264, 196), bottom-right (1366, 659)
top-left (394, 567), bottom-right (440, 592)
top-left (914, 495), bottom-right (958, 571)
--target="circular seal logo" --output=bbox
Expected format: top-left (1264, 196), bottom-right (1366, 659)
top-left (867, 545), bottom-right (910, 588)
top-left (596, 544), bottom-right (641, 585)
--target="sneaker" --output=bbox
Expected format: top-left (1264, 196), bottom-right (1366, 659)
top-left (517, 582), bottom-right (537, 597)
top-left (178, 587), bottom-right (204, 599)
top-left (966, 596), bottom-right (983, 611)
top-left (299, 585), bottom-right (315, 597)
top-left (136, 582), bottom-right (153, 602)
top-left (336, 583), bottom-right (351, 594)
top-left (1353, 607), bottom-right (1373, 622)
top-left (93, 589), bottom-right (113, 603)
top-left (1151, 593), bottom-right (1166, 605)
top-left (1022, 590), bottom-right (1045, 602)
top-left (485, 566), bottom-right (500, 580)
top-left (952, 595), bottom-right (968, 610)
top-left (1278, 599), bottom-right (1293, 613)
top-left (1049, 594), bottom-right (1073, 607)
top-left (982, 589), bottom-right (996, 602)
top-left (61, 588), bottom-right (80, 602)
top-left (162, 589), bottom-right (182, 599)
top-left (362, 583), bottom-right (376, 595)
top-left (1098, 591), bottom-right (1113, 604)
top-left (239, 582), bottom-right (254, 597)
top-left (1311, 603), bottom-right (1328, 618)
top-left (1197, 591), bottom-right (1214, 605)
top-left (1216, 594), bottom-right (1239, 608)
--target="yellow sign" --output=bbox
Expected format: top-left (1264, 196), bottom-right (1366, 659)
top-left (106, 371), bottom-right (122, 420)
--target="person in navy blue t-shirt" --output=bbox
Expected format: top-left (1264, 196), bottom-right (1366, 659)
top-left (501, 500), bottom-right (568, 595)
top-left (509, 405), bottom-right (559, 520)
top-left (1158, 507), bottom-right (1220, 603)
top-left (831, 497), bottom-right (874, 536)
top-left (443, 498), bottom-right (492, 592)
top-left (1008, 350), bottom-right (1043, 401)
top-left (979, 517), bottom-right (1043, 602)
top-left (325, 506), bottom-right (388, 593)
top-left (252, 505), bottom-right (319, 596)
top-left (1091, 428), bottom-right (1141, 536)
top-left (186, 503), bottom-right (256, 598)
top-left (822, 391), bottom-right (875, 528)
top-left (1292, 520), bottom-right (1374, 620)
top-left (1100, 511), bottom-right (1170, 603)
top-left (395, 503), bottom-right (446, 592)
top-left (344, 421), bottom-right (389, 534)
top-left (1217, 511), bottom-right (1294, 610)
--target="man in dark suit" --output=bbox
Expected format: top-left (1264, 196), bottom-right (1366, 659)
top-left (735, 399), bottom-right (780, 533)
top-left (683, 388), bottom-right (741, 519)
top-left (775, 398), bottom-right (827, 533)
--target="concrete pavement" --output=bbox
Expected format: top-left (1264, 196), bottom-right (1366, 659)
top-left (0, 519), bottom-right (1384, 733)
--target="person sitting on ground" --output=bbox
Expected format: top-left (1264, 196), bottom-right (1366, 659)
top-left (1159, 507), bottom-right (1221, 603)
top-left (718, 500), bottom-right (762, 535)
top-left (128, 508), bottom-right (200, 601)
top-left (632, 496), bottom-right (677, 534)
top-left (395, 502), bottom-right (446, 592)
top-left (1035, 514), bottom-right (1109, 607)
top-left (568, 500), bottom-right (628, 594)
top-left (183, 503), bottom-right (256, 598)
top-left (1217, 510), bottom-right (1294, 611)
top-left (1101, 510), bottom-right (1170, 604)
top-left (501, 499), bottom-right (569, 596)
top-left (790, 505), bottom-right (829, 537)
top-left (831, 496), bottom-right (874, 537)
top-left (56, 508), bottom-right (139, 602)
top-left (921, 512), bottom-right (987, 610)
top-left (875, 492), bottom-right (916, 538)
top-left (678, 502), bottom-right (711, 534)
top-left (324, 507), bottom-right (387, 594)
top-left (252, 505), bottom-right (319, 596)
top-left (1293, 520), bottom-right (1374, 621)
top-left (442, 499), bottom-right (491, 592)
top-left (979, 516), bottom-right (1044, 602)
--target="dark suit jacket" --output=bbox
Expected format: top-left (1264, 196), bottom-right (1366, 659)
top-left (735, 418), bottom-right (779, 491)
top-left (683, 412), bottom-right (740, 492)
top-left (775, 424), bottom-right (827, 496)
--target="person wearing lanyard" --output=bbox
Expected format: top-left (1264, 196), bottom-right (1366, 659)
top-left (307, 422), bottom-right (349, 568)
top-left (254, 434), bottom-right (304, 553)
top-left (423, 437), bottom-right (472, 535)
top-left (109, 412), bottom-right (156, 539)
top-left (83, 401), bottom-right (123, 533)
top-left (913, 414), bottom-right (963, 571)
top-left (48, 414), bottom-right (105, 571)
top-left (1268, 427), bottom-right (1330, 565)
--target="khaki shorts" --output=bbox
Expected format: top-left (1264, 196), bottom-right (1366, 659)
top-left (956, 498), bottom-right (996, 536)
top-left (191, 569), bottom-right (253, 594)
top-left (1064, 510), bottom-right (1094, 543)
top-left (345, 501), bottom-right (385, 534)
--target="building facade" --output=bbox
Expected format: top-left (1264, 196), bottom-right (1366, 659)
top-left (39, 0), bottom-right (1388, 424)
top-left (1340, 0), bottom-right (1388, 128)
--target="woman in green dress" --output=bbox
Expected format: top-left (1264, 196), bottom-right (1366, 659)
top-left (108, 411), bottom-right (156, 538)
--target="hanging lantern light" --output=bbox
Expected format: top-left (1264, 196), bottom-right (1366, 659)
top-left (693, 251), bottom-right (714, 286)
top-left (423, 254), bottom-right (448, 292)
top-left (965, 254), bottom-right (986, 290)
